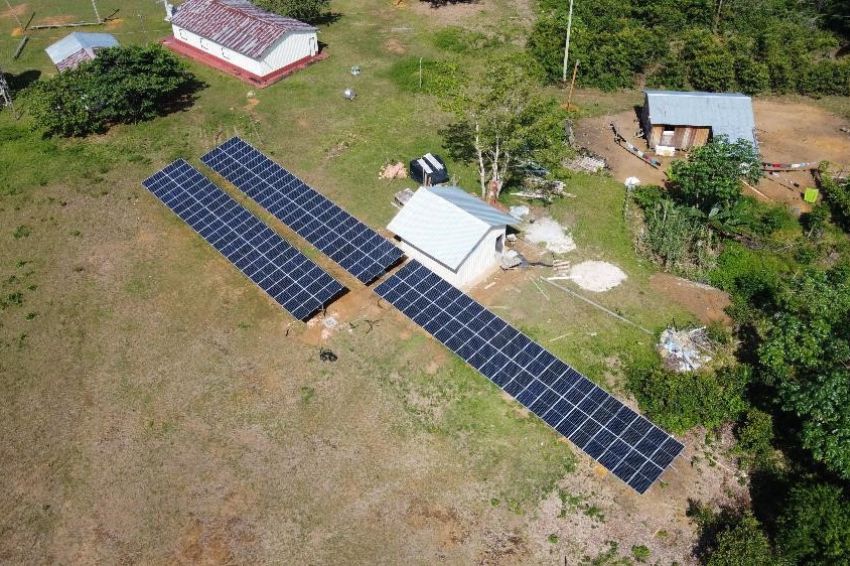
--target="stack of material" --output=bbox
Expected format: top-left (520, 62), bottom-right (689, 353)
top-left (657, 327), bottom-right (713, 372)
top-left (379, 162), bottom-right (407, 180)
top-left (564, 153), bottom-right (607, 173)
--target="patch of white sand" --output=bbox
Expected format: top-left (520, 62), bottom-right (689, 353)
top-left (524, 217), bottom-right (576, 254)
top-left (567, 261), bottom-right (627, 292)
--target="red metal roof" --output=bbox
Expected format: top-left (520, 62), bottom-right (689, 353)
top-left (171, 0), bottom-right (315, 60)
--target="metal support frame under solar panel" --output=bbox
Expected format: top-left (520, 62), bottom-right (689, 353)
top-left (201, 137), bottom-right (405, 285)
top-left (375, 260), bottom-right (684, 494)
top-left (142, 159), bottom-right (346, 321)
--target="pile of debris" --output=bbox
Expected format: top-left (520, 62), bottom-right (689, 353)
top-left (657, 327), bottom-right (714, 372)
top-left (513, 177), bottom-right (566, 201)
top-left (379, 161), bottom-right (408, 180)
top-left (563, 151), bottom-right (607, 174)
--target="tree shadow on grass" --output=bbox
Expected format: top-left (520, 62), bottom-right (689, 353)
top-left (5, 69), bottom-right (41, 92)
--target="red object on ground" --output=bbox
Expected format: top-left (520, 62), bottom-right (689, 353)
top-left (162, 36), bottom-right (327, 88)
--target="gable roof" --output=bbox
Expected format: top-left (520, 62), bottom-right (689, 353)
top-left (171, 0), bottom-right (315, 60)
top-left (644, 90), bottom-right (757, 145)
top-left (388, 187), bottom-right (516, 271)
top-left (45, 32), bottom-right (118, 69)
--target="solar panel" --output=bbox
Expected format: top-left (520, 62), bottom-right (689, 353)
top-left (142, 159), bottom-right (345, 321)
top-left (201, 137), bottom-right (404, 284)
top-left (375, 260), bottom-right (684, 493)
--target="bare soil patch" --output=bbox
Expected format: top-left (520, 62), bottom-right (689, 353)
top-left (650, 274), bottom-right (732, 325)
top-left (0, 2), bottom-right (27, 20)
top-left (383, 37), bottom-right (406, 55)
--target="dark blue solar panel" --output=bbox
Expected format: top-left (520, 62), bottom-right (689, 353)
top-left (201, 137), bottom-right (404, 284)
top-left (375, 260), bottom-right (684, 494)
top-left (142, 160), bottom-right (345, 321)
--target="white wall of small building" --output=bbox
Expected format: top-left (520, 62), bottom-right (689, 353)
top-left (398, 226), bottom-right (506, 289)
top-left (171, 25), bottom-right (317, 77)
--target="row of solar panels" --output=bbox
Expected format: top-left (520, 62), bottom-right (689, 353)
top-left (142, 142), bottom-right (405, 320)
top-left (141, 138), bottom-right (683, 493)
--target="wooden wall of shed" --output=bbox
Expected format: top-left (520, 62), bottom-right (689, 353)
top-left (647, 125), bottom-right (711, 150)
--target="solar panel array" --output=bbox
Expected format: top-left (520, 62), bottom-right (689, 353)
top-left (375, 261), bottom-right (684, 493)
top-left (202, 137), bottom-right (404, 284)
top-left (142, 160), bottom-right (345, 321)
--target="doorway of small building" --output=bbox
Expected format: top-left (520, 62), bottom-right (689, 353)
top-left (495, 234), bottom-right (504, 254)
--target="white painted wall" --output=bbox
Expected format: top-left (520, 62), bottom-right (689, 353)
top-left (171, 25), bottom-right (317, 77)
top-left (398, 226), bottom-right (506, 288)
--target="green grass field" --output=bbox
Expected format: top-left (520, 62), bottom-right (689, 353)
top-left (1, 1), bottom-right (712, 563)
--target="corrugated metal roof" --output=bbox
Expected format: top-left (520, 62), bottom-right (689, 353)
top-left (644, 90), bottom-right (756, 145)
top-left (387, 187), bottom-right (516, 271)
top-left (45, 32), bottom-right (118, 66)
top-left (171, 0), bottom-right (315, 60)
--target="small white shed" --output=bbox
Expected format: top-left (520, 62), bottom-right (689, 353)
top-left (45, 32), bottom-right (119, 72)
top-left (170, 0), bottom-right (318, 80)
top-left (388, 187), bottom-right (517, 288)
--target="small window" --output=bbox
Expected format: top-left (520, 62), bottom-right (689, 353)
top-left (178, 28), bottom-right (188, 40)
top-left (200, 38), bottom-right (208, 50)
top-left (663, 127), bottom-right (675, 135)
top-left (221, 47), bottom-right (230, 60)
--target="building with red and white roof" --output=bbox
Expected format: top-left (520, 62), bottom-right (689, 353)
top-left (168, 0), bottom-right (320, 85)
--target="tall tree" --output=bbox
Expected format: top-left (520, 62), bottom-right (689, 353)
top-left (757, 265), bottom-right (850, 478)
top-left (27, 44), bottom-right (197, 137)
top-left (440, 58), bottom-right (568, 202)
top-left (667, 136), bottom-right (762, 214)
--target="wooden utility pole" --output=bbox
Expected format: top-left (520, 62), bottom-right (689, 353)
top-left (561, 0), bottom-right (574, 83)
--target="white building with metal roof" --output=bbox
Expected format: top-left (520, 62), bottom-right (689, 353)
top-left (387, 187), bottom-right (517, 288)
top-left (170, 0), bottom-right (318, 81)
top-left (45, 32), bottom-right (119, 72)
top-left (641, 90), bottom-right (757, 153)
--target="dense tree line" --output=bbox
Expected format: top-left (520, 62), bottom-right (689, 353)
top-left (529, 0), bottom-right (850, 94)
top-left (628, 140), bottom-right (850, 564)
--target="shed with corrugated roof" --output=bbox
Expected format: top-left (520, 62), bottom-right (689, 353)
top-left (641, 90), bottom-right (757, 153)
top-left (170, 0), bottom-right (318, 80)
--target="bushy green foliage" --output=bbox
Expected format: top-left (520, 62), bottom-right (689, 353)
top-left (819, 172), bottom-right (850, 233)
top-left (627, 362), bottom-right (749, 433)
top-left (757, 265), bottom-right (850, 478)
top-left (776, 482), bottom-right (850, 564)
top-left (27, 45), bottom-right (197, 137)
top-left (639, 197), bottom-right (718, 276)
top-left (252, 0), bottom-right (330, 23)
top-left (707, 514), bottom-right (775, 566)
top-left (439, 57), bottom-right (568, 198)
top-left (667, 137), bottom-right (762, 214)
top-left (529, 0), bottom-right (850, 95)
top-left (733, 408), bottom-right (776, 469)
top-left (708, 242), bottom-right (786, 304)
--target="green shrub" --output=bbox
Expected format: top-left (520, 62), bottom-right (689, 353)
top-left (627, 362), bottom-right (749, 433)
top-left (776, 482), bottom-right (850, 564)
top-left (27, 44), bottom-right (198, 137)
top-left (639, 198), bottom-right (718, 276)
top-left (733, 408), bottom-right (775, 469)
top-left (708, 242), bottom-right (787, 304)
top-left (631, 544), bottom-right (650, 562)
top-left (707, 513), bottom-right (775, 566)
